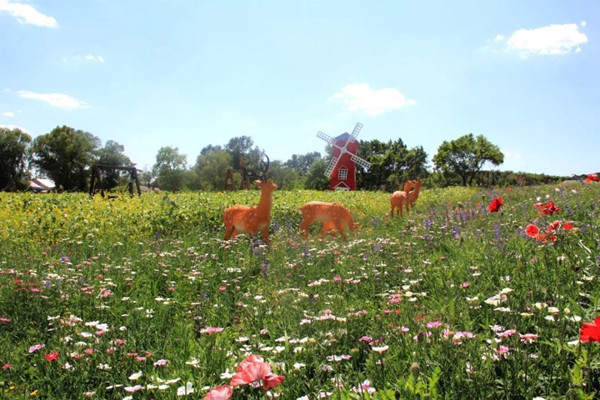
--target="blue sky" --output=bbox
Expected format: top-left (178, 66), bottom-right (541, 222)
top-left (1, 1), bottom-right (598, 176)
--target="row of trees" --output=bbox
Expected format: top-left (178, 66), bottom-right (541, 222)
top-left (1, 126), bottom-right (134, 191)
top-left (3, 124), bottom-right (549, 193)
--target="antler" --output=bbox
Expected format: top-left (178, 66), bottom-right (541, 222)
top-left (259, 152), bottom-right (270, 182)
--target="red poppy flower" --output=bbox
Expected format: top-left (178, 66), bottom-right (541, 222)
top-left (44, 351), bottom-right (59, 362)
top-left (489, 197), bottom-right (503, 213)
top-left (563, 222), bottom-right (574, 230)
top-left (525, 224), bottom-right (539, 238)
top-left (548, 220), bottom-right (561, 231)
top-left (580, 316), bottom-right (600, 342)
top-left (585, 173), bottom-right (600, 183)
top-left (202, 385), bottom-right (233, 400)
top-left (538, 202), bottom-right (561, 216)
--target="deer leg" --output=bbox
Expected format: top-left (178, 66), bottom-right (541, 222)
top-left (224, 225), bottom-right (234, 241)
top-left (261, 228), bottom-right (270, 245)
top-left (334, 221), bottom-right (347, 241)
top-left (299, 219), bottom-right (311, 239)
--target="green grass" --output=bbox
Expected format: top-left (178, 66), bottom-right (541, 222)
top-left (1, 183), bottom-right (600, 399)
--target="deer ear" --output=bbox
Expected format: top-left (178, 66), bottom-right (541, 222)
top-left (254, 180), bottom-right (261, 187)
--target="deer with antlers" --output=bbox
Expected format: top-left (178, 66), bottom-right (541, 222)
top-left (223, 154), bottom-right (277, 245)
top-left (390, 180), bottom-right (415, 218)
top-left (299, 201), bottom-right (357, 241)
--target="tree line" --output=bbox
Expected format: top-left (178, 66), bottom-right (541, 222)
top-left (1, 125), bottom-right (567, 193)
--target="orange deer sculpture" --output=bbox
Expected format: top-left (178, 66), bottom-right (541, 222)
top-left (223, 179), bottom-right (278, 245)
top-left (299, 201), bottom-right (357, 241)
top-left (408, 179), bottom-right (422, 208)
top-left (390, 180), bottom-right (415, 217)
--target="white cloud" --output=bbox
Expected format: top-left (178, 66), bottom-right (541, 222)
top-left (502, 150), bottom-right (521, 159)
top-left (0, 124), bottom-right (28, 132)
top-left (330, 83), bottom-right (416, 116)
top-left (18, 90), bottom-right (88, 109)
top-left (494, 34), bottom-right (505, 42)
top-left (505, 23), bottom-right (587, 57)
top-left (242, 117), bottom-right (257, 126)
top-left (84, 54), bottom-right (105, 62)
top-left (0, 0), bottom-right (58, 28)
top-left (1, 111), bottom-right (16, 117)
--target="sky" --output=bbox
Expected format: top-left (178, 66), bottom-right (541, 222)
top-left (1, 0), bottom-right (598, 177)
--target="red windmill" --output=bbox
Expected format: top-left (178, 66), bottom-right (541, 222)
top-left (317, 122), bottom-right (371, 191)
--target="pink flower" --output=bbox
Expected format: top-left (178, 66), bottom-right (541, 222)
top-left (497, 329), bottom-right (517, 338)
top-left (202, 385), bottom-right (233, 400)
top-left (154, 359), bottom-right (168, 366)
top-left (426, 321), bottom-right (442, 328)
top-left (200, 326), bottom-right (224, 335)
top-left (0, 318), bottom-right (9, 323)
top-left (29, 344), bottom-right (45, 353)
top-left (230, 355), bottom-right (284, 390)
top-left (124, 385), bottom-right (144, 393)
top-left (520, 333), bottom-right (539, 344)
top-left (494, 345), bottom-right (510, 354)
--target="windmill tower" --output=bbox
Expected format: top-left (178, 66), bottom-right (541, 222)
top-left (317, 122), bottom-right (371, 191)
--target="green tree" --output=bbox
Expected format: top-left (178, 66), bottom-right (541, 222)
top-left (31, 125), bottom-right (100, 191)
top-left (191, 148), bottom-right (232, 191)
top-left (304, 159), bottom-right (330, 190)
top-left (139, 170), bottom-right (154, 187)
top-left (152, 146), bottom-right (188, 191)
top-left (267, 160), bottom-right (304, 190)
top-left (0, 127), bottom-right (32, 190)
top-left (433, 133), bottom-right (504, 186)
top-left (95, 140), bottom-right (134, 189)
top-left (357, 139), bottom-right (429, 191)
top-left (284, 152), bottom-right (322, 176)
top-left (225, 136), bottom-right (257, 170)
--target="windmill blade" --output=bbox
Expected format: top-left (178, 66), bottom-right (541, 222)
top-left (324, 156), bottom-right (340, 177)
top-left (351, 154), bottom-right (371, 171)
top-left (318, 130), bottom-right (347, 153)
top-left (317, 131), bottom-right (335, 144)
top-left (350, 122), bottom-right (363, 140)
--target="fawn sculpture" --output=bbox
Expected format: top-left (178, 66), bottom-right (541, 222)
top-left (299, 201), bottom-right (356, 241)
top-left (390, 180), bottom-right (415, 217)
top-left (223, 179), bottom-right (278, 245)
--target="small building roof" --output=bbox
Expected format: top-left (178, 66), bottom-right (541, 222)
top-left (30, 178), bottom-right (55, 191)
top-left (335, 132), bottom-right (355, 142)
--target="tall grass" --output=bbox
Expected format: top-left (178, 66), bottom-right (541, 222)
top-left (0, 183), bottom-right (599, 399)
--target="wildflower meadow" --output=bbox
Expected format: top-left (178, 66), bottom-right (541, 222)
top-left (1, 182), bottom-right (600, 399)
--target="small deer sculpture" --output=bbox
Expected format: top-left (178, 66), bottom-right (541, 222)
top-left (299, 201), bottom-right (356, 241)
top-left (223, 179), bottom-right (278, 245)
top-left (390, 180), bottom-right (415, 217)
